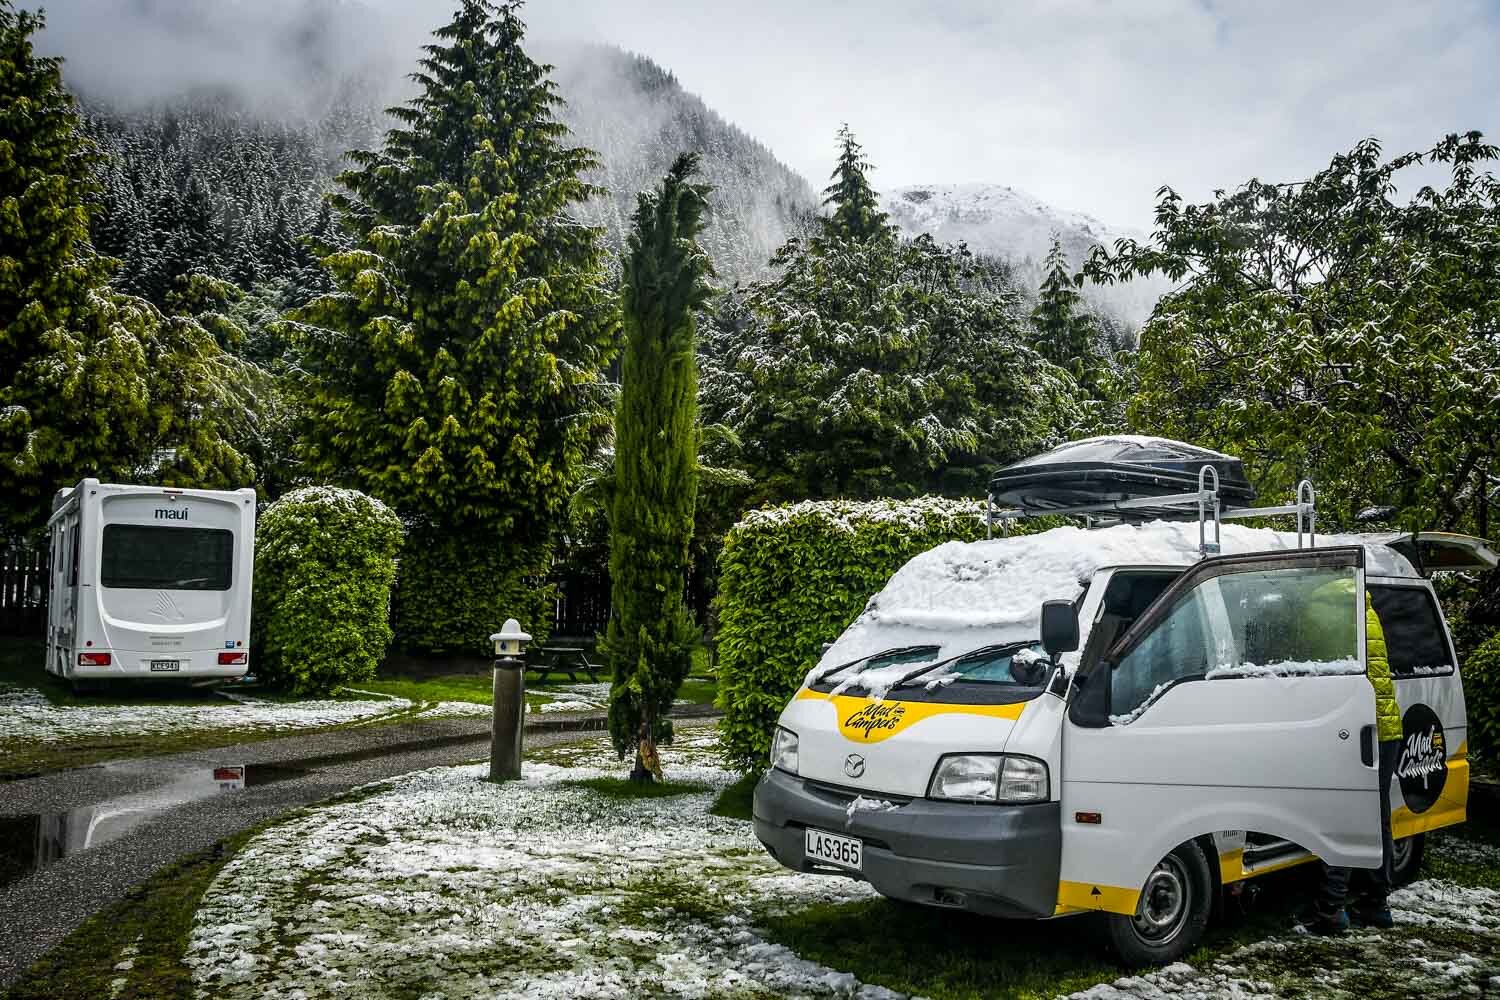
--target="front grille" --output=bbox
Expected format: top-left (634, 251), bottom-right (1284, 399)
top-left (803, 778), bottom-right (914, 807)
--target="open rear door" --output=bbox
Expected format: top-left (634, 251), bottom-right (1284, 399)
top-left (1376, 532), bottom-right (1498, 576)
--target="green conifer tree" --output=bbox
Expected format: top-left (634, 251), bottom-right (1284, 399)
top-left (0, 2), bottom-right (254, 532)
top-left (822, 124), bottom-right (891, 242)
top-left (603, 153), bottom-right (714, 782)
top-left (291, 1), bottom-right (618, 653)
top-left (1030, 236), bottom-right (1095, 378)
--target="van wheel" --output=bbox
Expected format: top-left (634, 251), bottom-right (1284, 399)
top-left (1390, 833), bottom-right (1425, 887)
top-left (1106, 840), bottom-right (1212, 966)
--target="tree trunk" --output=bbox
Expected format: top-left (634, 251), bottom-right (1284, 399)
top-left (630, 713), bottom-right (663, 784)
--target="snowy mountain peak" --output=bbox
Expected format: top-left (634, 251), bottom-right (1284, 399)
top-left (881, 183), bottom-right (1170, 329)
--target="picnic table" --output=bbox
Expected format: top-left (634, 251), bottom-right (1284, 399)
top-left (526, 644), bottom-right (602, 683)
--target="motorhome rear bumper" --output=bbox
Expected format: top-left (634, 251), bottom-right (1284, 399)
top-left (72, 651), bottom-right (249, 679)
top-left (752, 768), bottom-right (1061, 918)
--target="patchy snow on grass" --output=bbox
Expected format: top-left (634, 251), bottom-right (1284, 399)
top-left (0, 688), bottom-right (412, 744)
top-left (1066, 876), bottom-right (1500, 999)
top-left (186, 727), bottom-right (888, 999)
top-left (538, 699), bottom-right (602, 714)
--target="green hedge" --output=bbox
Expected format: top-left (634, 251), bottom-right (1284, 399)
top-left (390, 524), bottom-right (555, 657)
top-left (715, 498), bottom-right (990, 772)
top-left (252, 486), bottom-right (404, 695)
top-left (1465, 631), bottom-right (1500, 760)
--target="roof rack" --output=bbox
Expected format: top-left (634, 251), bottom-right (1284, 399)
top-left (986, 466), bottom-right (1318, 557)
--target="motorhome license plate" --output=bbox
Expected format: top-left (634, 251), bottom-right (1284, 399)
top-left (804, 829), bottom-right (862, 871)
top-left (150, 659), bottom-right (180, 672)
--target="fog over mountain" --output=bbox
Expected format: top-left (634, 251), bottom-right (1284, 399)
top-left (40, 0), bottom-right (1163, 323)
top-left (882, 184), bottom-right (1175, 328)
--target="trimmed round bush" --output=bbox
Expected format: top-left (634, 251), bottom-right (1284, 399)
top-left (714, 497), bottom-right (993, 772)
top-left (252, 487), bottom-right (404, 695)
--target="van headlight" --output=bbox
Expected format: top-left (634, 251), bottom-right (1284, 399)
top-left (771, 726), bottom-right (800, 775)
top-left (928, 754), bottom-right (1049, 804)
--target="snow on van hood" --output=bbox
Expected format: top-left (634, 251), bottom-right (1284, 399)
top-left (814, 521), bottom-right (1416, 677)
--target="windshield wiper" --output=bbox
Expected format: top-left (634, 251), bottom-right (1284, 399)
top-left (811, 645), bottom-right (938, 686)
top-left (887, 642), bottom-right (1038, 691)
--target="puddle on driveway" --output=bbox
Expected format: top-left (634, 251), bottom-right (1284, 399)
top-left (0, 763), bottom-right (304, 890)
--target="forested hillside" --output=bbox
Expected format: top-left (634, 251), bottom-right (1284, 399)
top-left (78, 43), bottom-right (816, 315)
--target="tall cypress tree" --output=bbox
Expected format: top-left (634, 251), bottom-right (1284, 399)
top-left (604, 154), bottom-right (714, 782)
top-left (1030, 236), bottom-right (1095, 378)
top-left (292, 1), bottom-right (617, 653)
top-left (822, 124), bottom-right (890, 242)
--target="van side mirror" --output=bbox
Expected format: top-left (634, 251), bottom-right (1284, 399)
top-left (1041, 600), bottom-right (1080, 657)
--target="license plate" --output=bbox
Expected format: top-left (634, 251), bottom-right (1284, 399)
top-left (150, 659), bottom-right (180, 672)
top-left (804, 828), bottom-right (862, 871)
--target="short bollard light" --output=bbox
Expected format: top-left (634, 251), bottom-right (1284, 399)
top-left (488, 618), bottom-right (531, 782)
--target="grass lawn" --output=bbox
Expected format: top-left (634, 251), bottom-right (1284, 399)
top-left (354, 667), bottom-right (720, 711)
top-left (1, 827), bottom-right (257, 1000)
top-left (8, 726), bottom-right (1500, 1000)
top-left (563, 776), bottom-right (713, 798)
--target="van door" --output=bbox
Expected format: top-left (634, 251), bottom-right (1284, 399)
top-left (1058, 547), bottom-right (1382, 912)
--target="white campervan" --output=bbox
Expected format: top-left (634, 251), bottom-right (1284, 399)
top-left (754, 438), bottom-right (1492, 963)
top-left (45, 480), bottom-right (258, 689)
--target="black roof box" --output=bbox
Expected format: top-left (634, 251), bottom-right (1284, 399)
top-left (989, 436), bottom-right (1256, 520)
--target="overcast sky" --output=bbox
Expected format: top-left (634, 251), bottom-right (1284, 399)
top-left (521, 0), bottom-right (1500, 229)
top-left (38, 0), bottom-right (1500, 231)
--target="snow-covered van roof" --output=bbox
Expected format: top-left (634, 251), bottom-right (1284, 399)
top-left (816, 520), bottom-right (1420, 674)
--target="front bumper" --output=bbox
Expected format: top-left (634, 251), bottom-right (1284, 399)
top-left (752, 768), bottom-right (1061, 918)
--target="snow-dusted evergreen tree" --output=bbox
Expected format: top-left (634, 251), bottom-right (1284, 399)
top-left (290, 0), bottom-right (617, 654)
top-left (604, 154), bottom-right (713, 783)
top-left (822, 124), bottom-right (890, 242)
top-left (701, 231), bottom-right (1080, 501)
top-left (1030, 236), bottom-right (1096, 378)
top-left (0, 2), bottom-right (258, 533)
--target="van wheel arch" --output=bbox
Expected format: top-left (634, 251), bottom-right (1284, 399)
top-left (1105, 838), bottom-right (1213, 967)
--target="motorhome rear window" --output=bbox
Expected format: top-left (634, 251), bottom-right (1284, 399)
top-left (101, 525), bottom-right (234, 591)
top-left (1369, 586), bottom-right (1454, 676)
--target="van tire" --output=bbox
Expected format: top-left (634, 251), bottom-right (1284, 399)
top-left (1106, 840), bottom-right (1212, 966)
top-left (1390, 833), bottom-right (1425, 887)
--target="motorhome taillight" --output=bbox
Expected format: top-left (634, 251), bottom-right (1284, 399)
top-left (78, 652), bottom-right (111, 666)
top-left (218, 652), bottom-right (248, 665)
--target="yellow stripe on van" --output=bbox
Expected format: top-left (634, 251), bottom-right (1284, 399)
top-left (1217, 847), bottom-right (1318, 884)
top-left (1054, 880), bottom-right (1140, 916)
top-left (1393, 750), bottom-right (1468, 840)
top-left (795, 689), bottom-right (1026, 744)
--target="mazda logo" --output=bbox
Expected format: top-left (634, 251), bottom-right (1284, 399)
top-left (844, 753), bottom-right (866, 778)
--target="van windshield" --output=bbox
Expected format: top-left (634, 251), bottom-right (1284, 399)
top-left (101, 525), bottom-right (234, 591)
top-left (811, 641), bottom-right (1049, 701)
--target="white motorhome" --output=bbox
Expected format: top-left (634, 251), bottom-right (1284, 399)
top-left (45, 480), bottom-right (258, 689)
top-left (754, 438), bottom-right (1492, 963)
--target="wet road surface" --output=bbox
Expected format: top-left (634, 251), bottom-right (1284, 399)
top-left (0, 709), bottom-right (716, 987)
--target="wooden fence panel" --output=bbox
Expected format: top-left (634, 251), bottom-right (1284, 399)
top-left (0, 542), bottom-right (48, 637)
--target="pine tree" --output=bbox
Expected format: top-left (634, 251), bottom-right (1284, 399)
top-left (291, 0), bottom-right (618, 653)
top-left (603, 154), bottom-right (714, 782)
top-left (821, 124), bottom-right (890, 242)
top-left (0, 2), bottom-right (256, 532)
top-left (1030, 236), bottom-right (1095, 378)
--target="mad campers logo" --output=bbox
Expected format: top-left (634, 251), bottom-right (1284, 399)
top-left (1396, 703), bottom-right (1448, 814)
top-left (841, 703), bottom-right (908, 743)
